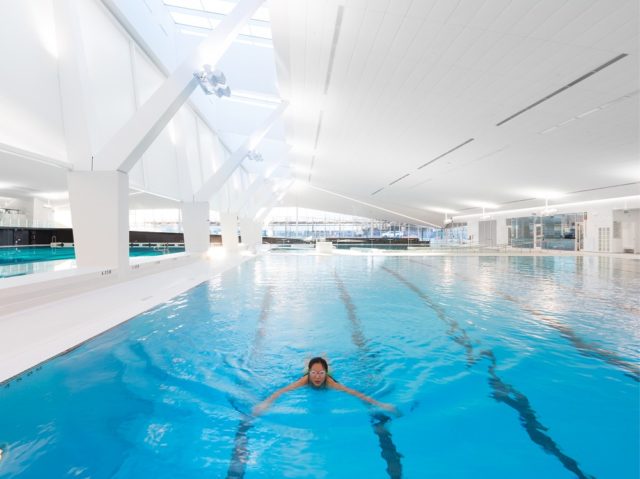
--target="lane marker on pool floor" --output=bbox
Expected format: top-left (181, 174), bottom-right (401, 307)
top-left (382, 266), bottom-right (596, 479)
top-left (335, 272), bottom-right (403, 479)
top-left (408, 258), bottom-right (640, 382)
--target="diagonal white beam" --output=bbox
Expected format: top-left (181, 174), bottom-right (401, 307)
top-left (194, 101), bottom-right (288, 201)
top-left (234, 161), bottom-right (283, 215)
top-left (241, 179), bottom-right (274, 216)
top-left (94, 0), bottom-right (265, 173)
top-left (253, 180), bottom-right (293, 222)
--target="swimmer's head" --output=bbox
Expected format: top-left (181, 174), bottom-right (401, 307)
top-left (308, 357), bottom-right (328, 387)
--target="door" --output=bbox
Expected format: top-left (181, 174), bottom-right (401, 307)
top-left (479, 220), bottom-right (497, 247)
top-left (534, 223), bottom-right (542, 249)
top-left (575, 222), bottom-right (584, 251)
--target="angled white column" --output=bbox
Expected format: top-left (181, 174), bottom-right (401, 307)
top-left (68, 172), bottom-right (129, 274)
top-left (181, 202), bottom-right (211, 254)
top-left (94, 0), bottom-right (265, 173)
top-left (53, 0), bottom-right (95, 171)
top-left (54, 0), bottom-right (127, 272)
top-left (234, 161), bottom-right (283, 216)
top-left (220, 212), bottom-right (240, 252)
top-left (239, 217), bottom-right (263, 251)
top-left (252, 181), bottom-right (293, 224)
top-left (194, 101), bottom-right (288, 201)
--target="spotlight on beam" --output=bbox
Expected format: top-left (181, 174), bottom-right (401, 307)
top-left (194, 64), bottom-right (231, 98)
top-left (247, 150), bottom-right (264, 162)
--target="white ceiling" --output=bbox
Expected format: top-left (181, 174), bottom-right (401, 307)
top-left (2, 0), bottom-right (638, 226)
top-left (269, 0), bottom-right (640, 225)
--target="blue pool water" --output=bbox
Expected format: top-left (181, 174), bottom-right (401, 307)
top-left (0, 254), bottom-right (638, 478)
top-left (0, 246), bottom-right (186, 278)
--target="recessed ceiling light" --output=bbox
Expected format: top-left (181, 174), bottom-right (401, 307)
top-left (426, 206), bottom-right (458, 214)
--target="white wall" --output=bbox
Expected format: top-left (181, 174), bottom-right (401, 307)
top-left (583, 205), bottom-right (613, 252)
top-left (77, 0), bottom-right (137, 155)
top-left (458, 197), bottom-right (640, 253)
top-left (0, 0), bottom-right (67, 161)
top-left (613, 208), bottom-right (640, 254)
top-left (32, 198), bottom-right (54, 226)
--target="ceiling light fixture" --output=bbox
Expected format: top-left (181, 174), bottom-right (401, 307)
top-left (539, 89), bottom-right (639, 135)
top-left (194, 64), bottom-right (231, 97)
top-left (454, 195), bottom-right (640, 220)
top-left (247, 151), bottom-right (264, 162)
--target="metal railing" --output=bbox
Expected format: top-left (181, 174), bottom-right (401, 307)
top-left (0, 215), bottom-right (60, 228)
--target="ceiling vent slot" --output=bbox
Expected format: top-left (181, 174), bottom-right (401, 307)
top-left (496, 53), bottom-right (628, 126)
top-left (324, 6), bottom-right (344, 95)
top-left (568, 181), bottom-right (639, 195)
top-left (501, 197), bottom-right (536, 205)
top-left (417, 138), bottom-right (475, 170)
top-left (313, 111), bottom-right (324, 150)
top-left (389, 173), bottom-right (410, 186)
top-left (308, 155), bottom-right (316, 183)
top-left (307, 111), bottom-right (324, 183)
top-left (371, 187), bottom-right (384, 196)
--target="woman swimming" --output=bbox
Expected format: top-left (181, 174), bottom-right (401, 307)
top-left (252, 357), bottom-right (397, 415)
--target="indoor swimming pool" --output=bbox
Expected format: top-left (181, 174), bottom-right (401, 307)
top-left (0, 254), bottom-right (638, 478)
top-left (0, 245), bottom-right (186, 278)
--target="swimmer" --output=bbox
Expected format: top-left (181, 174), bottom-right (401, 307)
top-left (252, 357), bottom-right (397, 416)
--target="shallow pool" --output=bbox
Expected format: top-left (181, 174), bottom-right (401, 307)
top-left (0, 254), bottom-right (638, 478)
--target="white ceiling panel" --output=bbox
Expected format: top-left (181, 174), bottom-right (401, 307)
top-left (552, 1), bottom-right (627, 44)
top-left (15, 0), bottom-right (632, 225)
top-left (269, 0), bottom-right (638, 223)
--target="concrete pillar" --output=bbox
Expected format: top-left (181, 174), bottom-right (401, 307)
top-left (67, 171), bottom-right (129, 273)
top-left (220, 212), bottom-right (239, 252)
top-left (239, 217), bottom-right (262, 251)
top-left (181, 202), bottom-right (210, 254)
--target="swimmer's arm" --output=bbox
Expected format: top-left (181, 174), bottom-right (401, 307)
top-left (253, 376), bottom-right (308, 415)
top-left (327, 377), bottom-right (397, 413)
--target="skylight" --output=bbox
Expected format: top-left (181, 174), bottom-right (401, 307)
top-left (163, 0), bottom-right (272, 40)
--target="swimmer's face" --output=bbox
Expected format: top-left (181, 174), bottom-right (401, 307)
top-left (309, 363), bottom-right (327, 387)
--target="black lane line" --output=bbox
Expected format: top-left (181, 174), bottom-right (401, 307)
top-left (371, 413), bottom-right (404, 479)
top-left (226, 285), bottom-right (274, 479)
top-left (383, 266), bottom-right (596, 479)
top-left (381, 266), bottom-right (477, 367)
top-left (226, 399), bottom-right (254, 479)
top-left (335, 273), bottom-right (403, 479)
top-left (515, 299), bottom-right (639, 382)
top-left (512, 256), bottom-right (640, 316)
top-left (247, 285), bottom-right (274, 365)
top-left (480, 350), bottom-right (595, 479)
top-left (409, 258), bottom-right (640, 382)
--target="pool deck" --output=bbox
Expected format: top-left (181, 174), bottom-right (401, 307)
top-left (0, 247), bottom-right (637, 384)
top-left (0, 249), bottom-right (252, 384)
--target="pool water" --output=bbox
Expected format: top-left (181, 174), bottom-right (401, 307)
top-left (0, 254), bottom-right (638, 478)
top-left (0, 246), bottom-right (186, 278)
